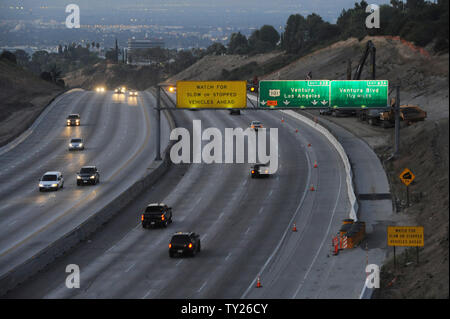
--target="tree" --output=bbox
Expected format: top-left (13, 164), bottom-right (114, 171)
top-left (258, 25), bottom-right (280, 48)
top-left (0, 50), bottom-right (17, 64)
top-left (206, 42), bottom-right (227, 56)
top-left (282, 14), bottom-right (307, 53)
top-left (227, 32), bottom-right (250, 54)
top-left (13, 49), bottom-right (30, 66)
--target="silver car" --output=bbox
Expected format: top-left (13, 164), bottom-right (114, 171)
top-left (39, 171), bottom-right (64, 191)
top-left (69, 138), bottom-right (84, 151)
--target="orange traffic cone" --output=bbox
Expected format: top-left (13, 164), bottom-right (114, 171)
top-left (313, 161), bottom-right (318, 168)
top-left (307, 143), bottom-right (311, 147)
top-left (281, 118), bottom-right (285, 123)
top-left (295, 129), bottom-right (298, 133)
top-left (310, 184), bottom-right (315, 191)
top-left (256, 276), bottom-right (262, 288)
top-left (292, 223), bottom-right (297, 232)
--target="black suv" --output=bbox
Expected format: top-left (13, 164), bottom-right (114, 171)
top-left (251, 163), bottom-right (270, 178)
top-left (169, 232), bottom-right (201, 258)
top-left (76, 166), bottom-right (100, 185)
top-left (141, 203), bottom-right (173, 228)
top-left (66, 114), bottom-right (80, 126)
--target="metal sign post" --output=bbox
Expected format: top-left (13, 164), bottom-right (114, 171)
top-left (394, 85), bottom-right (400, 156)
top-left (155, 85), bottom-right (162, 161)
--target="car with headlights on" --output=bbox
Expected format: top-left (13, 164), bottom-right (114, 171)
top-left (114, 87), bottom-right (126, 94)
top-left (68, 138), bottom-right (84, 151)
top-left (128, 89), bottom-right (138, 96)
top-left (169, 232), bottom-right (201, 258)
top-left (66, 114), bottom-right (80, 126)
top-left (39, 171), bottom-right (64, 191)
top-left (76, 166), bottom-right (100, 186)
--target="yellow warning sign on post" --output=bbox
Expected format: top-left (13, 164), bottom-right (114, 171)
top-left (399, 168), bottom-right (415, 186)
top-left (387, 226), bottom-right (424, 247)
top-left (176, 81), bottom-right (247, 109)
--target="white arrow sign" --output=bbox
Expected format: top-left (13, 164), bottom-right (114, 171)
top-left (321, 100), bottom-right (328, 105)
top-left (312, 100), bottom-right (318, 105)
top-left (260, 100), bottom-right (267, 106)
top-left (283, 100), bottom-right (290, 105)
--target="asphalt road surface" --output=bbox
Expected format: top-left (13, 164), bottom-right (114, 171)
top-left (0, 90), bottom-right (170, 283)
top-left (3, 92), bottom-right (350, 298)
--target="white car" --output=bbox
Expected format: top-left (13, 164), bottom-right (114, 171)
top-left (69, 138), bottom-right (84, 151)
top-left (39, 171), bottom-right (64, 191)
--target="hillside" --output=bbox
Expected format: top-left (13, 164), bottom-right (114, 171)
top-left (167, 36), bottom-right (449, 298)
top-left (0, 59), bottom-right (63, 147)
top-left (63, 62), bottom-right (161, 91)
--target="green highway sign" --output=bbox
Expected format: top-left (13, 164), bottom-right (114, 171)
top-left (330, 80), bottom-right (389, 108)
top-left (259, 80), bottom-right (331, 108)
top-left (258, 80), bottom-right (389, 109)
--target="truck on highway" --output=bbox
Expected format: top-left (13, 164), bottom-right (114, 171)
top-left (141, 203), bottom-right (173, 228)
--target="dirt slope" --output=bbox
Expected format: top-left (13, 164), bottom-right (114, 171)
top-left (0, 59), bottom-right (63, 147)
top-left (166, 52), bottom-right (282, 82)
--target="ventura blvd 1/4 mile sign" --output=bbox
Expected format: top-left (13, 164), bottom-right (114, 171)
top-left (259, 80), bottom-right (389, 109)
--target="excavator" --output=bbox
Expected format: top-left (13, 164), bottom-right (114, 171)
top-left (352, 40), bottom-right (426, 126)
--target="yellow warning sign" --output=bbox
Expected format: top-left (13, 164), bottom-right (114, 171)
top-left (387, 226), bottom-right (424, 247)
top-left (399, 168), bottom-right (415, 186)
top-left (176, 81), bottom-right (247, 109)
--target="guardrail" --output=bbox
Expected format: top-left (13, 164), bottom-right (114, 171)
top-left (0, 89), bottom-right (176, 296)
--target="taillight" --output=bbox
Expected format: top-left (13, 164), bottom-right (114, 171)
top-left (161, 215), bottom-right (165, 221)
top-left (141, 214), bottom-right (144, 221)
top-left (169, 243), bottom-right (172, 248)
top-left (251, 170), bottom-right (255, 174)
top-left (188, 243), bottom-right (193, 249)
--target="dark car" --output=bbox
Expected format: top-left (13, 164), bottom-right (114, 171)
top-left (169, 232), bottom-right (201, 258)
top-left (229, 109), bottom-right (241, 115)
top-left (76, 166), bottom-right (100, 185)
top-left (66, 114), bottom-right (80, 126)
top-left (251, 163), bottom-right (270, 178)
top-left (141, 203), bottom-right (173, 228)
top-left (319, 108), bottom-right (332, 115)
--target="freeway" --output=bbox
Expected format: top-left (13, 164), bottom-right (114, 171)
top-left (0, 90), bottom-right (170, 287)
top-left (3, 91), bottom-right (351, 298)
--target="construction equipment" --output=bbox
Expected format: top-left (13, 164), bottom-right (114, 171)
top-left (354, 40), bottom-right (376, 81)
top-left (378, 98), bottom-right (427, 128)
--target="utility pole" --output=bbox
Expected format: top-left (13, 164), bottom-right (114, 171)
top-left (394, 85), bottom-right (400, 156)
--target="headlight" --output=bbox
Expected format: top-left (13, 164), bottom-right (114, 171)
top-left (79, 143), bottom-right (83, 147)
top-left (51, 184), bottom-right (58, 187)
top-left (90, 175), bottom-right (95, 179)
top-left (77, 176), bottom-right (81, 179)
top-left (39, 183), bottom-right (43, 187)
top-left (69, 143), bottom-right (73, 147)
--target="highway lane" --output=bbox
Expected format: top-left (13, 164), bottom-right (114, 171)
top-left (3, 92), bottom-right (349, 298)
top-left (0, 90), bottom-right (170, 282)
